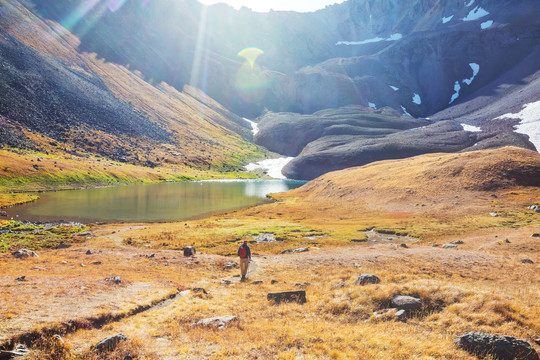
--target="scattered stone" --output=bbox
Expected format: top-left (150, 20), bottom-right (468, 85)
top-left (32, 267), bottom-right (48, 271)
top-left (281, 247), bottom-right (309, 254)
top-left (432, 243), bottom-right (440, 247)
top-left (183, 246), bottom-right (196, 257)
top-left (267, 290), bottom-right (306, 304)
top-left (352, 263), bottom-right (362, 268)
top-left (56, 243), bottom-right (71, 249)
top-left (535, 338), bottom-right (540, 346)
top-left (451, 240), bottom-right (464, 245)
top-left (354, 274), bottom-right (381, 286)
top-left (455, 332), bottom-right (539, 360)
top-left (93, 333), bottom-right (128, 352)
top-left (12, 248), bottom-right (38, 258)
top-left (394, 309), bottom-right (407, 321)
top-left (78, 232), bottom-right (91, 237)
top-left (220, 279), bottom-right (232, 285)
top-left (15, 276), bottom-right (25, 282)
top-left (520, 259), bottom-right (534, 264)
top-left (332, 283), bottom-right (346, 289)
top-left (86, 250), bottom-right (95, 255)
top-left (192, 288), bottom-right (208, 295)
top-left (531, 233), bottom-right (540, 238)
top-left (295, 282), bottom-right (310, 287)
top-left (192, 315), bottom-right (237, 329)
top-left (490, 213), bottom-right (499, 217)
top-left (0, 211), bottom-right (7, 217)
top-left (505, 238), bottom-right (511, 243)
top-left (391, 295), bottom-right (422, 311)
top-left (528, 205), bottom-right (540, 213)
top-left (224, 262), bottom-right (238, 269)
top-left (90, 261), bottom-right (102, 265)
top-left (152, 262), bottom-right (159, 266)
top-left (442, 243), bottom-right (457, 249)
top-left (80, 264), bottom-right (85, 267)
top-left (32, 164), bottom-right (39, 170)
top-left (147, 253), bottom-right (155, 259)
top-left (106, 276), bottom-right (122, 284)
top-left (0, 344), bottom-right (30, 359)
top-left (400, 243), bottom-right (408, 248)
top-left (252, 280), bottom-right (263, 285)
top-left (271, 280), bottom-right (279, 284)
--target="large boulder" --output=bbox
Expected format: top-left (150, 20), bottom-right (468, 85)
top-left (354, 274), bottom-right (381, 286)
top-left (455, 332), bottom-right (539, 360)
top-left (12, 249), bottom-right (38, 258)
top-left (390, 295), bottom-right (423, 311)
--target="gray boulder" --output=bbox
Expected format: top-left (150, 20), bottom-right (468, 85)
top-left (183, 246), bottom-right (196, 257)
top-left (12, 249), bottom-right (38, 258)
top-left (391, 295), bottom-right (422, 311)
top-left (354, 274), bottom-right (381, 286)
top-left (93, 333), bottom-right (128, 352)
top-left (455, 332), bottom-right (539, 360)
top-left (192, 315), bottom-right (237, 329)
top-left (442, 243), bottom-right (457, 249)
top-left (520, 259), bottom-right (534, 264)
top-left (532, 233), bottom-right (540, 238)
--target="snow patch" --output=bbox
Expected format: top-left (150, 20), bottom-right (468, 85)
top-left (412, 93), bottom-right (422, 105)
top-left (496, 101), bottom-right (540, 151)
top-left (245, 157), bottom-right (294, 179)
top-left (481, 20), bottom-right (493, 29)
top-left (243, 118), bottom-right (259, 135)
top-left (449, 81), bottom-right (461, 104)
top-left (401, 106), bottom-right (412, 117)
top-left (336, 33), bottom-right (402, 46)
top-left (461, 124), bottom-right (482, 132)
top-left (442, 15), bottom-right (454, 24)
top-left (465, 0), bottom-right (475, 7)
top-left (462, 6), bottom-right (489, 21)
top-left (368, 102), bottom-right (377, 109)
top-left (462, 63), bottom-right (480, 85)
top-left (390, 85), bottom-right (399, 91)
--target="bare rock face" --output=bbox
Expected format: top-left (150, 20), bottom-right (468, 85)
top-left (455, 332), bottom-right (540, 360)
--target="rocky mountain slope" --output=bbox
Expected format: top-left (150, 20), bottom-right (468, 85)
top-left (0, 0), bottom-right (265, 171)
top-left (2, 0), bottom-right (540, 179)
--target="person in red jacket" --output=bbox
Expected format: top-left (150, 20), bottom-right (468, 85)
top-left (238, 240), bottom-right (251, 281)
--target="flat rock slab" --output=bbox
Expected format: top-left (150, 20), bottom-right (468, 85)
top-left (455, 332), bottom-right (539, 360)
top-left (192, 315), bottom-right (237, 329)
top-left (391, 295), bottom-right (422, 311)
top-left (267, 290), bottom-right (306, 304)
top-left (281, 247), bottom-right (309, 254)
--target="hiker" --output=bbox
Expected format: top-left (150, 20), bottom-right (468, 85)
top-left (238, 240), bottom-right (251, 281)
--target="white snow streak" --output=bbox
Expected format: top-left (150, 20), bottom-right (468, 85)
top-left (401, 106), bottom-right (412, 117)
top-left (245, 157), bottom-right (294, 179)
top-left (390, 85), bottom-right (399, 91)
top-left (496, 101), bottom-right (540, 151)
top-left (481, 20), bottom-right (493, 29)
top-left (461, 124), bottom-right (482, 132)
top-left (368, 102), bottom-right (377, 109)
top-left (243, 118), bottom-right (259, 135)
top-left (465, 0), bottom-right (475, 7)
top-left (449, 81), bottom-right (461, 104)
top-left (463, 63), bottom-right (480, 85)
top-left (462, 6), bottom-right (490, 21)
top-left (336, 33), bottom-right (402, 46)
top-left (412, 93), bottom-right (422, 105)
top-left (442, 15), bottom-right (454, 24)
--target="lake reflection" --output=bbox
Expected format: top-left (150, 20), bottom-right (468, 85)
top-left (7, 180), bottom-right (306, 223)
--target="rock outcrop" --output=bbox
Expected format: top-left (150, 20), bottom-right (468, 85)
top-left (455, 332), bottom-right (539, 360)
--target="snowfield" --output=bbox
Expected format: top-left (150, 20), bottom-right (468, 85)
top-left (245, 157), bottom-right (294, 179)
top-left (496, 101), bottom-right (540, 151)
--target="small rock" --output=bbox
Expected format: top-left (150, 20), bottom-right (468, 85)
top-left (0, 211), bottom-right (7, 217)
top-left (281, 247), bottom-right (309, 254)
top-left (354, 274), bottom-right (381, 286)
top-left (252, 280), bottom-right (263, 285)
top-left (79, 232), bottom-right (91, 237)
top-left (332, 283), bottom-right (346, 289)
top-left (192, 288), bottom-right (208, 295)
top-left (80, 263), bottom-right (85, 267)
top-left (90, 261), bottom-right (102, 265)
top-left (271, 280), bottom-right (279, 284)
top-left (183, 246), bottom-right (196, 257)
top-left (53, 334), bottom-right (64, 344)
top-left (400, 243), bottom-right (408, 248)
top-left (490, 213), bottom-right (499, 217)
top-left (528, 205), bottom-right (540, 213)
top-left (220, 279), bottom-right (232, 285)
top-left (93, 333), bottom-right (128, 352)
top-left (451, 240), bottom-right (464, 245)
top-left (394, 309), bottom-right (407, 321)
top-left (192, 315), bottom-right (237, 329)
top-left (86, 250), bottom-right (95, 255)
top-left (455, 332), bottom-right (539, 360)
top-left (531, 233), bottom-right (540, 238)
top-left (224, 262), bottom-right (238, 269)
top-left (12, 248), bottom-right (39, 258)
top-left (442, 244), bottom-right (457, 249)
top-left (15, 276), bottom-right (25, 281)
top-left (391, 295), bottom-right (422, 311)
top-left (520, 259), bottom-right (534, 264)
top-left (0, 344), bottom-right (30, 358)
top-left (32, 267), bottom-right (48, 271)
top-left (295, 282), bottom-right (310, 287)
top-left (124, 356), bottom-right (133, 360)
top-left (505, 239), bottom-right (511, 243)
top-left (147, 253), bottom-right (155, 258)
top-left (352, 263), bottom-right (362, 268)
top-left (535, 338), bottom-right (540, 346)
top-left (106, 276), bottom-right (121, 284)
top-left (268, 290), bottom-right (306, 304)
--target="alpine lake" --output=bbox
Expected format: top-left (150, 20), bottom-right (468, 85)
top-left (6, 180), bottom-right (306, 223)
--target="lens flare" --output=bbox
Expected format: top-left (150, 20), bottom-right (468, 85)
top-left (237, 47), bottom-right (264, 69)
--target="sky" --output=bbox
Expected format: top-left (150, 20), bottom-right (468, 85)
top-left (197, 0), bottom-right (346, 13)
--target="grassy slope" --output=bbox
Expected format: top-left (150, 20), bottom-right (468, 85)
top-left (0, 148), bottom-right (538, 359)
top-left (0, 0), bottom-right (269, 197)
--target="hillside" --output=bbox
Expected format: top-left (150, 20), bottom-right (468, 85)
top-left (0, 0), bottom-right (269, 178)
